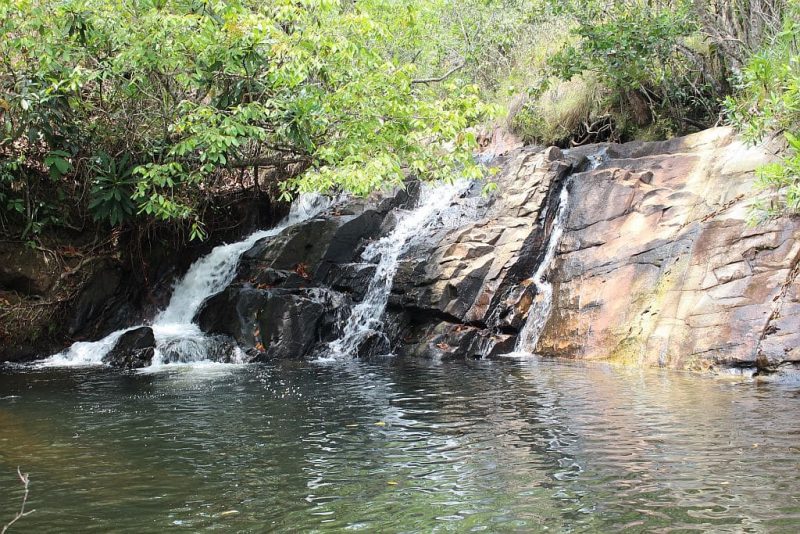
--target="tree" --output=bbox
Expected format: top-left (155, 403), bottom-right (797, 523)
top-left (0, 0), bottom-right (491, 240)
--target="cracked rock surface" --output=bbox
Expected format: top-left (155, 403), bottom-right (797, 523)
top-left (535, 128), bottom-right (800, 372)
top-left (197, 126), bottom-right (799, 373)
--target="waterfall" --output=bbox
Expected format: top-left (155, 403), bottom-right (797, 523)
top-left (41, 194), bottom-right (330, 367)
top-left (514, 183), bottom-right (570, 353)
top-left (324, 181), bottom-right (472, 359)
top-left (513, 147), bottom-right (608, 354)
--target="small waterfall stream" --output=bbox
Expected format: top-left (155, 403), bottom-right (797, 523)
top-left (514, 183), bottom-right (570, 353)
top-left (325, 181), bottom-right (473, 359)
top-left (42, 195), bottom-right (330, 367)
top-left (514, 147), bottom-right (607, 354)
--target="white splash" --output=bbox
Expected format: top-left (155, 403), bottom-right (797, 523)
top-left (513, 147), bottom-right (608, 354)
top-left (324, 181), bottom-right (471, 359)
top-left (39, 194), bottom-right (331, 368)
top-left (515, 183), bottom-right (570, 353)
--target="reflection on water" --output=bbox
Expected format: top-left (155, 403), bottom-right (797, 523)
top-left (2, 358), bottom-right (800, 532)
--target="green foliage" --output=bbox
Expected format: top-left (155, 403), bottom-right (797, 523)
top-left (360, 0), bottom-right (541, 95)
top-left (0, 0), bottom-right (492, 240)
top-left (725, 2), bottom-right (800, 218)
top-left (547, 0), bottom-right (718, 129)
top-left (88, 154), bottom-right (136, 227)
top-left (550, 3), bottom-right (690, 87)
top-left (2, 0), bottom-right (791, 241)
top-left (752, 132), bottom-right (800, 217)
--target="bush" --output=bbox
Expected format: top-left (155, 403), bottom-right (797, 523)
top-left (725, 1), bottom-right (800, 218)
top-left (511, 76), bottom-right (607, 146)
top-left (0, 0), bottom-right (491, 241)
top-left (547, 0), bottom-right (722, 133)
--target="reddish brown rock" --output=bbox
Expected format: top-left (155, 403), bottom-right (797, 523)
top-left (535, 128), bottom-right (800, 371)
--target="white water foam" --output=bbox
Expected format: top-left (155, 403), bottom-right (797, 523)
top-left (513, 147), bottom-right (607, 355)
top-left (514, 183), bottom-right (570, 354)
top-left (323, 181), bottom-right (473, 360)
top-left (40, 194), bottom-right (331, 368)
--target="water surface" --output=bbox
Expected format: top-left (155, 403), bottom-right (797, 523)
top-left (2, 358), bottom-right (799, 532)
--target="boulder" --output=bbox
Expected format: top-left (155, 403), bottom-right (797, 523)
top-left (197, 286), bottom-right (351, 359)
top-left (102, 327), bottom-right (155, 369)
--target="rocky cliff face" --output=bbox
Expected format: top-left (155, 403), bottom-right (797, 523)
top-left (538, 128), bottom-right (800, 373)
top-left (196, 127), bottom-right (798, 373)
top-left (8, 128), bottom-right (798, 374)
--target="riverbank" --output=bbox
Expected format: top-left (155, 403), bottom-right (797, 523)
top-left (3, 127), bottom-right (798, 375)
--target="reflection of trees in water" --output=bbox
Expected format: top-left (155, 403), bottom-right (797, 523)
top-left (3, 359), bottom-right (800, 531)
top-left (292, 357), bottom-right (579, 527)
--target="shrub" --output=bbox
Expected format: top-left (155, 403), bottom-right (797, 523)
top-left (511, 76), bottom-right (606, 146)
top-left (725, 1), bottom-right (800, 218)
top-left (0, 0), bottom-right (492, 240)
top-left (547, 0), bottom-right (721, 132)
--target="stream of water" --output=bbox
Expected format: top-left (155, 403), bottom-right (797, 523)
top-left (515, 182), bottom-right (570, 353)
top-left (2, 359), bottom-right (799, 532)
top-left (514, 148), bottom-right (609, 354)
top-left (326, 181), bottom-right (472, 359)
top-left (40, 195), bottom-right (330, 368)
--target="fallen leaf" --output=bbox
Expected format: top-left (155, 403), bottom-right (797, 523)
top-left (375, 421), bottom-right (386, 427)
top-left (218, 510), bottom-right (239, 517)
top-left (295, 262), bottom-right (310, 279)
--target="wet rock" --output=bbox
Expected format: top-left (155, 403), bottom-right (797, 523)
top-left (388, 147), bottom-right (574, 337)
top-left (70, 127), bottom-right (800, 372)
top-left (255, 291), bottom-right (326, 358)
top-left (102, 327), bottom-right (155, 369)
top-left (197, 286), bottom-right (350, 359)
top-left (241, 190), bottom-right (412, 285)
top-left (324, 262), bottom-right (377, 301)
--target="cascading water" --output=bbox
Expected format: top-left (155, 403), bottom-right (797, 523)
top-left (325, 181), bottom-right (473, 359)
top-left (42, 194), bottom-right (331, 368)
top-left (514, 183), bottom-right (570, 353)
top-left (514, 147), bottom-right (607, 354)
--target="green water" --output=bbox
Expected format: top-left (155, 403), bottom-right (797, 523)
top-left (1, 358), bottom-right (799, 532)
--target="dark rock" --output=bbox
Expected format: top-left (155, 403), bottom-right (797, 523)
top-left (324, 262), bottom-right (377, 300)
top-left (102, 327), bottom-right (155, 369)
top-left (255, 291), bottom-right (326, 358)
top-left (197, 286), bottom-right (351, 359)
top-left (196, 287), bottom-right (273, 346)
top-left (68, 266), bottom-right (132, 336)
top-left (0, 243), bottom-right (59, 295)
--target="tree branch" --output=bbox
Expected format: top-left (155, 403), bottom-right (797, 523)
top-left (411, 61), bottom-right (465, 85)
top-left (2, 467), bottom-right (35, 534)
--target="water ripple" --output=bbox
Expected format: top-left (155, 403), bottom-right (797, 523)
top-left (1, 358), bottom-right (800, 532)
